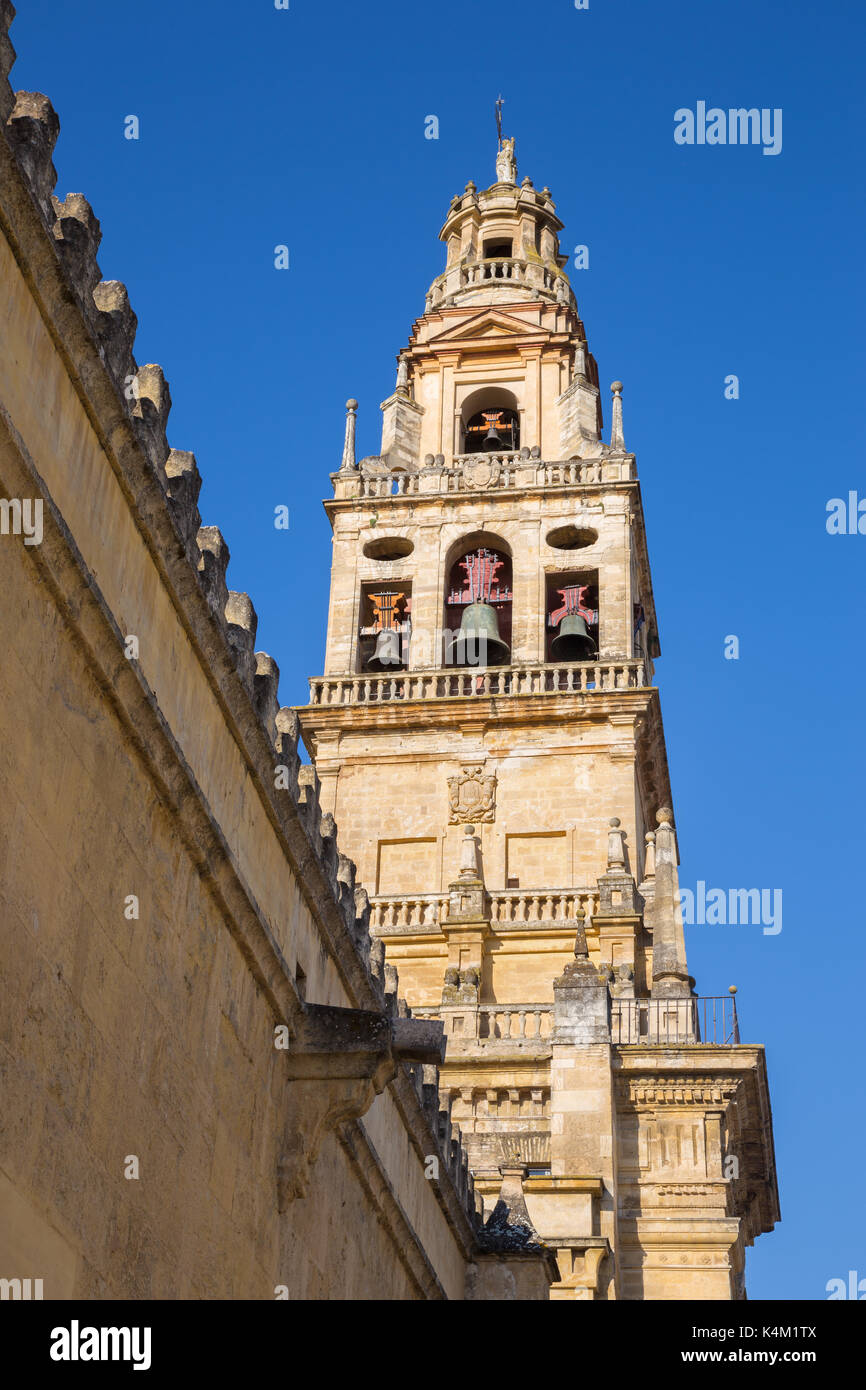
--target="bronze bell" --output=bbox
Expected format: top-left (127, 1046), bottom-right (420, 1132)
top-left (482, 421), bottom-right (504, 452)
top-left (551, 613), bottom-right (596, 662)
top-left (451, 602), bottom-right (510, 666)
top-left (366, 627), bottom-right (403, 670)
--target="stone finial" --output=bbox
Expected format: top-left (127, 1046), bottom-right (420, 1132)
top-left (458, 824), bottom-right (481, 880)
top-left (649, 806), bottom-right (691, 997)
top-left (610, 381), bottom-right (625, 451)
top-left (339, 398), bottom-right (358, 472)
top-left (607, 817), bottom-right (626, 873)
top-left (643, 831), bottom-right (656, 881)
top-left (572, 906), bottom-right (589, 960)
top-left (395, 354), bottom-right (410, 397)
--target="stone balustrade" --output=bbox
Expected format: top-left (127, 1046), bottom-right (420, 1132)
top-left (424, 257), bottom-right (573, 309)
top-left (369, 888), bottom-right (598, 933)
top-left (309, 659), bottom-right (647, 707)
top-left (488, 889), bottom-right (597, 925)
top-left (411, 1003), bottom-right (554, 1044)
top-left (338, 452), bottom-right (635, 502)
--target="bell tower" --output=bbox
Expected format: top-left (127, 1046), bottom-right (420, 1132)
top-left (297, 138), bottom-right (779, 1300)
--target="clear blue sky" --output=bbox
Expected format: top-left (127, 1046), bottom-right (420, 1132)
top-left (12, 0), bottom-right (865, 1299)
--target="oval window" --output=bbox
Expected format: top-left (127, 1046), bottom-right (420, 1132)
top-left (363, 536), bottom-right (414, 561)
top-left (546, 525), bottom-right (598, 551)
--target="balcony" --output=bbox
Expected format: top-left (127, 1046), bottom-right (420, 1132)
top-left (612, 996), bottom-right (740, 1046)
top-left (424, 256), bottom-right (574, 310)
top-left (342, 451), bottom-right (634, 502)
top-left (408, 996), bottom-right (741, 1047)
top-left (309, 658), bottom-right (647, 707)
top-left (370, 888), bottom-right (599, 933)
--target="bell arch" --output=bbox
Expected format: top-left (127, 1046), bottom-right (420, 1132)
top-left (458, 385), bottom-right (522, 455)
top-left (443, 532), bottom-right (513, 667)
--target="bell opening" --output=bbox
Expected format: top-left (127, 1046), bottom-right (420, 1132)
top-left (445, 543), bottom-right (513, 668)
top-left (463, 407), bottom-right (520, 454)
top-left (546, 573), bottom-right (599, 664)
top-left (358, 583), bottom-right (410, 672)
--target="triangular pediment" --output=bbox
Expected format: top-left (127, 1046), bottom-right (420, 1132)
top-left (429, 309), bottom-right (550, 347)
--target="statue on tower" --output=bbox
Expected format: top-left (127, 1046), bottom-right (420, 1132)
top-left (496, 136), bottom-right (517, 184)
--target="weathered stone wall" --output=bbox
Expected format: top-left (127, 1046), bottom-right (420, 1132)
top-left (0, 4), bottom-right (550, 1302)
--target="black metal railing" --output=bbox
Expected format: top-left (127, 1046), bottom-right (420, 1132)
top-left (611, 995), bottom-right (740, 1046)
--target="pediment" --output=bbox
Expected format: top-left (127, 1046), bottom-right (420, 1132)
top-left (429, 309), bottom-right (550, 347)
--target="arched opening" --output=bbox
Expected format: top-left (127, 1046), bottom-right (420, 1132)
top-left (459, 386), bottom-right (521, 455)
top-left (545, 570), bottom-right (599, 664)
top-left (444, 535), bottom-right (512, 667)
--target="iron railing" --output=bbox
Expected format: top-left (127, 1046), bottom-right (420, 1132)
top-left (611, 995), bottom-right (740, 1046)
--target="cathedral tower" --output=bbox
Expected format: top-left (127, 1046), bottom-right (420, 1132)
top-left (297, 138), bottom-right (778, 1299)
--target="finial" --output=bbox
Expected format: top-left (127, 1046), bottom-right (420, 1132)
top-left (643, 830), bottom-right (656, 881)
top-left (573, 905), bottom-right (589, 959)
top-left (607, 817), bottom-right (626, 872)
top-left (395, 354), bottom-right (410, 396)
top-left (339, 398), bottom-right (358, 472)
top-left (656, 806), bottom-right (673, 826)
top-left (458, 824), bottom-right (481, 880)
top-left (610, 381), bottom-right (625, 452)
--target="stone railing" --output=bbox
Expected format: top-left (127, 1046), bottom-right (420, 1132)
top-left (488, 889), bottom-right (597, 925)
top-left (309, 659), bottom-right (647, 707)
top-left (337, 452), bottom-right (635, 503)
top-left (370, 889), bottom-right (598, 932)
top-left (425, 257), bottom-right (573, 310)
top-left (411, 1003), bottom-right (554, 1044)
top-left (358, 472), bottom-right (421, 498)
top-left (371, 894), bottom-right (448, 931)
top-left (479, 1005), bottom-right (554, 1040)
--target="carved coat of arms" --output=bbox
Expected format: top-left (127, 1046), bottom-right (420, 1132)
top-left (461, 455), bottom-right (501, 491)
top-left (448, 765), bottom-right (497, 823)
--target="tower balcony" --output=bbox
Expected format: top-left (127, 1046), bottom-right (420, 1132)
top-left (334, 451), bottom-right (635, 502)
top-left (425, 256), bottom-right (575, 312)
top-left (308, 658), bottom-right (648, 708)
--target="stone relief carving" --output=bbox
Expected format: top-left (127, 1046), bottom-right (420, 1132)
top-left (448, 764), bottom-right (497, 823)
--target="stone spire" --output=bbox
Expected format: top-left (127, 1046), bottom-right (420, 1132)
top-left (648, 808), bottom-right (692, 997)
top-left (610, 381), bottom-right (625, 452)
top-left (339, 398), bottom-right (358, 472)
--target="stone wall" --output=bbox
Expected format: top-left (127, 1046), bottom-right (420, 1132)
top-left (0, 3), bottom-right (550, 1301)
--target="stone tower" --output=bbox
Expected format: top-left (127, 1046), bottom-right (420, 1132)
top-left (297, 139), bottom-right (779, 1299)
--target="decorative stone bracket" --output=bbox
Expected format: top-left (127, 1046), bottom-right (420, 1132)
top-left (277, 1003), bottom-right (446, 1209)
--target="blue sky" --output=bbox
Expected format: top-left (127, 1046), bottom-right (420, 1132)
top-left (12, 0), bottom-right (865, 1299)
